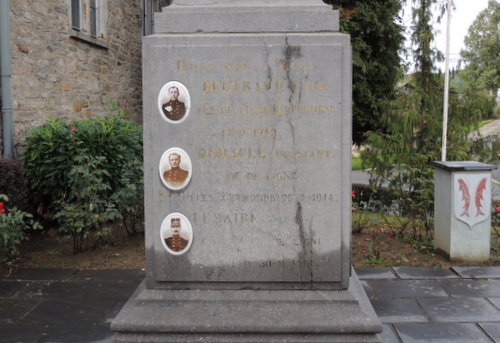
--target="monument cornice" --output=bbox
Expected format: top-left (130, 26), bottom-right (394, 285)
top-left (155, 0), bottom-right (339, 34)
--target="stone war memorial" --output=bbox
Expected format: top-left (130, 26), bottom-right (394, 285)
top-left (112, 1), bottom-right (382, 342)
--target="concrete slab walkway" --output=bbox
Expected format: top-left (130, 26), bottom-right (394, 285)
top-left (1, 267), bottom-right (499, 342)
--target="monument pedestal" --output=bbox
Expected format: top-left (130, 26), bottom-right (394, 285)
top-left (112, 269), bottom-right (381, 343)
top-left (113, 1), bottom-right (381, 342)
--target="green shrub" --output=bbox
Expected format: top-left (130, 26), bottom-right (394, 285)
top-left (0, 159), bottom-right (31, 212)
top-left (23, 108), bottom-right (143, 252)
top-left (0, 195), bottom-right (41, 262)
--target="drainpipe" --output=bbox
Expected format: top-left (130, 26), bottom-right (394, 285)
top-left (1, 0), bottom-right (14, 158)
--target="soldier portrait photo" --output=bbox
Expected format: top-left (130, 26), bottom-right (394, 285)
top-left (159, 147), bottom-right (192, 191)
top-left (160, 213), bottom-right (193, 255)
top-left (158, 81), bottom-right (190, 123)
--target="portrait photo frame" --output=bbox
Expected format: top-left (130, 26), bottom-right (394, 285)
top-left (157, 81), bottom-right (191, 124)
top-left (159, 147), bottom-right (192, 191)
top-left (160, 212), bottom-right (193, 256)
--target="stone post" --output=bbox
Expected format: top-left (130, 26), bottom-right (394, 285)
top-left (431, 161), bottom-right (497, 262)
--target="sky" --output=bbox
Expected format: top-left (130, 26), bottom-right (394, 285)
top-left (402, 0), bottom-right (491, 71)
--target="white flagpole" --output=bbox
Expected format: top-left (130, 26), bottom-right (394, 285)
top-left (441, 0), bottom-right (452, 161)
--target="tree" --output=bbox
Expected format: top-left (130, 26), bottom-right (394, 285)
top-left (338, 0), bottom-right (405, 145)
top-left (362, 0), bottom-right (482, 240)
top-left (460, 0), bottom-right (500, 96)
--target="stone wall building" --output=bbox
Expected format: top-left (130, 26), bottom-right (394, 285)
top-left (2, 0), bottom-right (150, 155)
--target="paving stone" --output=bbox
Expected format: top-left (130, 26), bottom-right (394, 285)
top-left (437, 279), bottom-right (500, 297)
top-left (371, 298), bottom-right (428, 323)
top-left (0, 323), bottom-right (48, 343)
top-left (381, 324), bottom-right (402, 343)
top-left (105, 300), bottom-right (126, 323)
top-left (355, 268), bottom-right (397, 280)
top-left (360, 280), bottom-right (376, 299)
top-left (10, 268), bottom-right (77, 281)
top-left (479, 323), bottom-right (500, 342)
top-left (16, 281), bottom-right (88, 300)
top-left (367, 279), bottom-right (448, 298)
top-left (452, 266), bottom-right (500, 279)
top-left (394, 323), bottom-right (492, 343)
top-left (71, 269), bottom-right (144, 282)
top-left (0, 298), bottom-right (39, 323)
top-left (488, 297), bottom-right (500, 309)
top-left (393, 267), bottom-right (458, 279)
top-left (40, 324), bottom-right (113, 343)
top-left (0, 280), bottom-right (30, 297)
top-left (418, 297), bottom-right (500, 322)
top-left (83, 280), bottom-right (141, 300)
top-left (25, 299), bottom-right (107, 324)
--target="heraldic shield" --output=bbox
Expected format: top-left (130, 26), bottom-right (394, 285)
top-left (453, 173), bottom-right (491, 229)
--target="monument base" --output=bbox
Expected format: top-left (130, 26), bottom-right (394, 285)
top-left (111, 269), bottom-right (382, 343)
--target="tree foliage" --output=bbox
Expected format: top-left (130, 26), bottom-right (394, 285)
top-left (338, 0), bottom-right (405, 145)
top-left (460, 0), bottom-right (500, 95)
top-left (362, 0), bottom-right (483, 240)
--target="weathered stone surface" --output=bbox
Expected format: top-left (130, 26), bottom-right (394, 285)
top-left (437, 279), bottom-right (500, 297)
top-left (371, 298), bottom-right (428, 323)
top-left (356, 268), bottom-right (397, 280)
top-left (155, 0), bottom-right (339, 34)
top-left (381, 324), bottom-right (402, 343)
top-left (114, 2), bottom-right (381, 342)
top-left (479, 323), bottom-right (500, 342)
top-left (417, 297), bottom-right (500, 322)
top-left (9, 0), bottom-right (142, 151)
top-left (452, 266), bottom-right (500, 279)
top-left (112, 270), bottom-right (382, 342)
top-left (394, 323), bottom-right (492, 343)
top-left (367, 279), bottom-right (448, 298)
top-left (144, 33), bottom-right (351, 286)
top-left (393, 267), bottom-right (459, 279)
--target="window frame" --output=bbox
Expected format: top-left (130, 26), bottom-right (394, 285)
top-left (69, 0), bottom-right (108, 48)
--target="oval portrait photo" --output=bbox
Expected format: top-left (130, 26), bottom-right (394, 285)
top-left (159, 147), bottom-right (192, 191)
top-left (160, 212), bottom-right (193, 256)
top-left (157, 81), bottom-right (191, 124)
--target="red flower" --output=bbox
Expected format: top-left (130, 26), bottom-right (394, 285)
top-left (351, 190), bottom-right (356, 198)
top-left (0, 209), bottom-right (5, 214)
top-left (0, 202), bottom-right (4, 208)
top-left (352, 208), bottom-right (357, 213)
top-left (71, 127), bottom-right (77, 132)
top-left (386, 237), bottom-right (394, 241)
top-left (496, 207), bottom-right (500, 213)
top-left (361, 249), bottom-right (367, 254)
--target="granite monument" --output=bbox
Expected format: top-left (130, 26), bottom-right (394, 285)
top-left (112, 1), bottom-right (382, 341)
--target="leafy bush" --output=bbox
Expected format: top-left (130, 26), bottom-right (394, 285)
top-left (23, 108), bottom-right (143, 252)
top-left (0, 195), bottom-right (41, 262)
top-left (0, 159), bottom-right (31, 212)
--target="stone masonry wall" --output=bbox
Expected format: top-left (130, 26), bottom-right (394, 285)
top-left (9, 0), bottom-right (142, 152)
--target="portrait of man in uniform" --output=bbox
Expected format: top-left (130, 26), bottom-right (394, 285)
top-left (162, 86), bottom-right (186, 121)
top-left (164, 218), bottom-right (188, 252)
top-left (160, 213), bottom-right (193, 255)
top-left (158, 81), bottom-right (191, 123)
top-left (163, 153), bottom-right (188, 186)
top-left (159, 147), bottom-right (192, 191)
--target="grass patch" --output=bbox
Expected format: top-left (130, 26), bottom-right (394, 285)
top-left (352, 156), bottom-right (372, 170)
top-left (479, 119), bottom-right (494, 127)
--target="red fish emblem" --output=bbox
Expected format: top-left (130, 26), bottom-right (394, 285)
top-left (457, 178), bottom-right (470, 217)
top-left (456, 176), bottom-right (490, 227)
top-left (475, 178), bottom-right (487, 216)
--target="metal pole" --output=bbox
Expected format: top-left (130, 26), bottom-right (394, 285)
top-left (0, 0), bottom-right (14, 158)
top-left (441, 0), bottom-right (452, 162)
